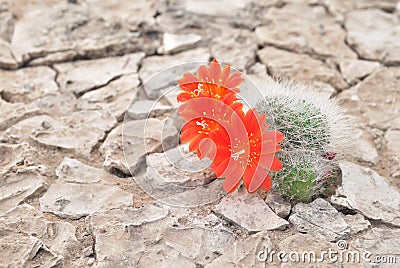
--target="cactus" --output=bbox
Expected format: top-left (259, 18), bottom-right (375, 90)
top-left (272, 152), bottom-right (334, 202)
top-left (255, 80), bottom-right (350, 202)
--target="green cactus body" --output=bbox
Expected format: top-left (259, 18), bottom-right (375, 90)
top-left (255, 80), bottom-right (350, 202)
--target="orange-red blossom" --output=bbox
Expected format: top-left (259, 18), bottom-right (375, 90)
top-left (177, 59), bottom-right (284, 193)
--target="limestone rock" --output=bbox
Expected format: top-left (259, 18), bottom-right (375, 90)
top-left (30, 93), bottom-right (77, 117)
top-left (289, 199), bottom-right (350, 242)
top-left (85, 0), bottom-right (158, 26)
top-left (80, 74), bottom-right (140, 121)
top-left (0, 38), bottom-right (20, 69)
top-left (126, 100), bottom-right (173, 120)
top-left (0, 230), bottom-right (61, 267)
top-left (0, 169), bottom-right (47, 215)
top-left (11, 2), bottom-right (156, 63)
top-left (331, 162), bottom-right (400, 226)
top-left (265, 191), bottom-right (291, 218)
top-left (0, 66), bottom-right (58, 103)
top-left (214, 187), bottom-right (289, 233)
top-left (346, 128), bottom-right (379, 165)
top-left (159, 32), bottom-right (202, 54)
top-left (256, 4), bottom-right (356, 59)
top-left (1, 204), bottom-right (78, 255)
top-left (54, 52), bottom-right (144, 95)
top-left (90, 204), bottom-right (235, 267)
top-left (146, 144), bottom-right (215, 187)
top-left (338, 68), bottom-right (400, 130)
top-left (320, 0), bottom-right (398, 22)
top-left (28, 50), bottom-right (78, 66)
top-left (385, 129), bottom-right (400, 168)
top-left (184, 0), bottom-right (248, 16)
top-left (352, 227), bottom-right (400, 256)
top-left (342, 213), bottom-right (371, 235)
top-left (346, 9), bottom-right (400, 64)
top-left (0, 98), bottom-right (40, 131)
top-left (102, 118), bottom-right (178, 175)
top-left (205, 232), bottom-right (273, 268)
top-left (139, 47), bottom-right (210, 99)
top-left (0, 143), bottom-right (37, 176)
top-left (278, 233), bottom-right (334, 266)
top-left (211, 29), bottom-right (257, 70)
top-left (135, 173), bottom-right (225, 207)
top-left (4, 110), bottom-right (116, 156)
top-left (257, 46), bottom-right (348, 90)
top-left (0, 10), bottom-right (14, 42)
top-left (39, 159), bottom-right (133, 219)
top-left (356, 68), bottom-right (400, 129)
top-left (56, 157), bottom-right (113, 184)
top-left (339, 59), bottom-right (380, 85)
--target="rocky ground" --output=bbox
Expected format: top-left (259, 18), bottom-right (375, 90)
top-left (0, 0), bottom-right (400, 267)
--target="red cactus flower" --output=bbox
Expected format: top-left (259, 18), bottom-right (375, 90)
top-left (177, 59), bottom-right (244, 106)
top-left (205, 108), bottom-right (284, 193)
top-left (177, 59), bottom-right (284, 194)
top-left (179, 97), bottom-right (284, 193)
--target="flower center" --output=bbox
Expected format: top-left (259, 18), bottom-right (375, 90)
top-left (231, 149), bottom-right (245, 161)
top-left (196, 119), bottom-right (208, 130)
top-left (193, 83), bottom-right (204, 96)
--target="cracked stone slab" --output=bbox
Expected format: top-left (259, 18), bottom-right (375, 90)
top-left (210, 29), bottom-right (257, 71)
top-left (101, 118), bottom-right (178, 175)
top-left (0, 229), bottom-right (62, 267)
top-left (320, 0), bottom-right (398, 22)
top-left (289, 198), bottom-right (350, 242)
top-left (331, 161), bottom-right (400, 227)
top-left (136, 171), bottom-right (225, 207)
top-left (339, 59), bottom-right (380, 85)
top-left (385, 129), bottom-right (400, 170)
top-left (354, 67), bottom-right (400, 130)
top-left (346, 9), bottom-right (400, 64)
top-left (10, 2), bottom-right (157, 63)
top-left (54, 52), bottom-right (144, 95)
top-left (39, 158), bottom-right (133, 219)
top-left (146, 144), bottom-right (215, 187)
top-left (352, 227), bottom-right (400, 257)
top-left (126, 99), bottom-right (173, 120)
top-left (0, 66), bottom-right (58, 103)
top-left (30, 92), bottom-right (77, 117)
top-left (90, 204), bottom-right (234, 267)
top-left (256, 3), bottom-right (356, 59)
top-left (159, 32), bottom-right (202, 54)
top-left (184, 0), bottom-right (248, 16)
top-left (205, 232), bottom-right (273, 268)
top-left (0, 10), bottom-right (15, 42)
top-left (342, 213), bottom-right (371, 235)
top-left (257, 46), bottom-right (348, 90)
top-left (85, 0), bottom-right (158, 26)
top-left (214, 187), bottom-right (289, 233)
top-left (4, 110), bottom-right (116, 156)
top-left (0, 143), bottom-right (37, 176)
top-left (0, 38), bottom-right (20, 69)
top-left (0, 204), bottom-right (78, 255)
top-left (278, 233), bottom-right (334, 262)
top-left (56, 157), bottom-right (114, 184)
top-left (139, 47), bottom-right (210, 99)
top-left (0, 169), bottom-right (47, 215)
top-left (337, 68), bottom-right (400, 131)
top-left (80, 74), bottom-right (140, 121)
top-left (345, 127), bottom-right (379, 165)
top-left (265, 191), bottom-right (291, 218)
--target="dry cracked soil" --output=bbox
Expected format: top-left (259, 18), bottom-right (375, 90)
top-left (0, 0), bottom-right (400, 267)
